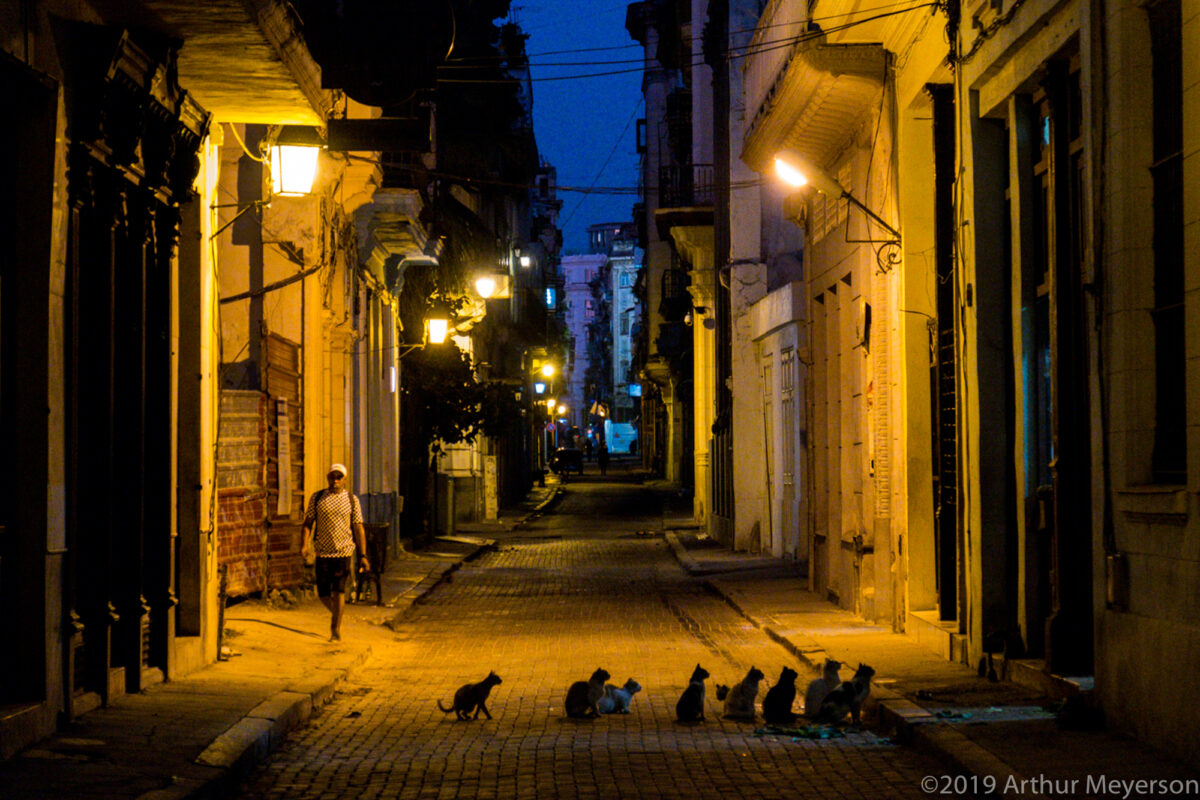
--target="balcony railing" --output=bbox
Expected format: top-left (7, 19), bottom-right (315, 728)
top-left (658, 163), bottom-right (714, 208)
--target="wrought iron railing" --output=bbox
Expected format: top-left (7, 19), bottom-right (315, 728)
top-left (658, 163), bottom-right (714, 208)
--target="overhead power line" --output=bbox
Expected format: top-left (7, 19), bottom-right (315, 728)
top-left (444, 0), bottom-right (935, 67)
top-left (437, 3), bottom-right (937, 83)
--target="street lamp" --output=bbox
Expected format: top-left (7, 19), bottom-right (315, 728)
top-left (270, 126), bottom-right (322, 197)
top-left (474, 272), bottom-right (511, 299)
top-left (541, 362), bottom-right (555, 379)
top-left (427, 315), bottom-right (449, 345)
top-left (774, 148), bottom-right (901, 243)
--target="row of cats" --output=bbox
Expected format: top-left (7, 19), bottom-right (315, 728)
top-left (437, 660), bottom-right (875, 724)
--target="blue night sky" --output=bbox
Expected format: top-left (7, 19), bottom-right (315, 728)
top-left (516, 2), bottom-right (643, 254)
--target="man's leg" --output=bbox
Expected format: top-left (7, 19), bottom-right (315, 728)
top-left (329, 591), bottom-right (345, 640)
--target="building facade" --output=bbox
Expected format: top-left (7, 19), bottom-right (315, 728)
top-left (728, 0), bottom-right (1200, 766)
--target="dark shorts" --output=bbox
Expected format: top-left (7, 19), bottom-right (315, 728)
top-left (315, 556), bottom-right (352, 597)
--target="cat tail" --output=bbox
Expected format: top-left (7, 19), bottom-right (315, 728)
top-left (437, 699), bottom-right (455, 713)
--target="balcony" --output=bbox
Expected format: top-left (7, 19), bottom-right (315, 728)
top-left (658, 163), bottom-right (714, 209)
top-left (659, 267), bottom-right (691, 321)
top-left (655, 163), bottom-right (715, 244)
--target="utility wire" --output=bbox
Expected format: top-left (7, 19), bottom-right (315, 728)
top-left (449, 0), bottom-right (933, 64)
top-left (343, 153), bottom-right (765, 196)
top-left (560, 104), bottom-right (640, 229)
top-left (437, 5), bottom-right (937, 83)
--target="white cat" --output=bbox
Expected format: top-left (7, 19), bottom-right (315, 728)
top-left (597, 678), bottom-right (642, 714)
top-left (803, 658), bottom-right (842, 718)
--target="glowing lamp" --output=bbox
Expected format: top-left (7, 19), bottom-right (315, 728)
top-left (533, 381), bottom-right (546, 395)
top-left (475, 276), bottom-right (497, 298)
top-left (520, 255), bottom-right (532, 268)
top-left (269, 127), bottom-right (324, 196)
top-left (541, 363), bottom-right (555, 378)
top-left (773, 149), bottom-right (845, 197)
top-left (427, 317), bottom-right (449, 345)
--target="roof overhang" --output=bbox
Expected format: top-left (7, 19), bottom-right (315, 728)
top-left (356, 188), bottom-right (429, 284)
top-left (109, 0), bottom-right (333, 124)
top-left (741, 37), bottom-right (888, 174)
top-left (654, 207), bottom-right (713, 242)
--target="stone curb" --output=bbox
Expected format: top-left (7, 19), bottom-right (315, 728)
top-left (133, 646), bottom-right (373, 800)
top-left (153, 535), bottom-right (495, 800)
top-left (665, 534), bottom-right (1041, 798)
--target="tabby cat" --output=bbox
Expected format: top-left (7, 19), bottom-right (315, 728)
top-left (565, 668), bottom-right (611, 718)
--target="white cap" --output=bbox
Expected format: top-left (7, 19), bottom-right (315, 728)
top-left (328, 463), bottom-right (347, 477)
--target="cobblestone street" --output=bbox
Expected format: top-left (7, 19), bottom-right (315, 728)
top-left (235, 477), bottom-right (947, 799)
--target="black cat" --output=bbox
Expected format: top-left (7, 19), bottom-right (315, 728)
top-left (761, 666), bottom-right (799, 724)
top-left (675, 663), bottom-right (710, 722)
top-left (437, 671), bottom-right (502, 721)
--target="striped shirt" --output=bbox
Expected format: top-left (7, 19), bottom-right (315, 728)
top-left (305, 488), bottom-right (363, 558)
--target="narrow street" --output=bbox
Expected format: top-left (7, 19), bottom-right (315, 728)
top-left (236, 465), bottom-right (946, 799)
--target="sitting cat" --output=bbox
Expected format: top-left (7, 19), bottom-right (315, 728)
top-left (597, 678), bottom-right (642, 714)
top-left (803, 658), bottom-right (842, 718)
top-left (722, 666), bottom-right (765, 721)
top-left (761, 666), bottom-right (799, 724)
top-left (565, 668), bottom-right (611, 718)
top-left (815, 663), bottom-right (876, 725)
top-left (675, 663), bottom-right (710, 722)
top-left (437, 670), bottom-right (502, 721)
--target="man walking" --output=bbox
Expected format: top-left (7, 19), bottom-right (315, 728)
top-left (302, 463), bottom-right (369, 641)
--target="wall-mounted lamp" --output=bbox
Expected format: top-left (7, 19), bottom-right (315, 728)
top-left (474, 273), bottom-right (511, 299)
top-left (427, 315), bottom-right (450, 345)
top-left (533, 381), bottom-right (546, 395)
top-left (540, 362), bottom-right (556, 378)
top-left (270, 126), bottom-right (323, 197)
top-left (774, 148), bottom-right (901, 243)
top-left (520, 255), bottom-right (532, 268)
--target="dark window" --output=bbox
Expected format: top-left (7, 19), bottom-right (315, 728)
top-left (1148, 0), bottom-right (1185, 482)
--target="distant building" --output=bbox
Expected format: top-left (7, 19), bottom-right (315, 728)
top-left (562, 254), bottom-right (607, 432)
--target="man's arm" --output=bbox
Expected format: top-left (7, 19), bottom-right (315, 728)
top-left (301, 519), bottom-right (315, 562)
top-left (353, 522), bottom-right (370, 571)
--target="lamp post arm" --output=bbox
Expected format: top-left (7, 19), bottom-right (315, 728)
top-left (842, 191), bottom-right (901, 242)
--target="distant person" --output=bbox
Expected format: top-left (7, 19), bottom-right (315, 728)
top-left (302, 463), bottom-right (368, 642)
top-left (597, 442), bottom-right (609, 476)
top-left (584, 437), bottom-right (594, 460)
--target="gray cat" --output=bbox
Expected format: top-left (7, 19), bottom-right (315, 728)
top-left (597, 678), bottom-right (642, 714)
top-left (815, 663), bottom-right (876, 724)
top-left (803, 658), bottom-right (842, 718)
top-left (565, 668), bottom-right (611, 718)
top-left (722, 666), bottom-right (765, 721)
top-left (675, 663), bottom-right (710, 722)
top-left (437, 670), bottom-right (502, 720)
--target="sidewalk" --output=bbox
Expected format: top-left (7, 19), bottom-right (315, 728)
top-left (665, 530), bottom-right (1200, 797)
top-left (0, 486), bottom-right (558, 800)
